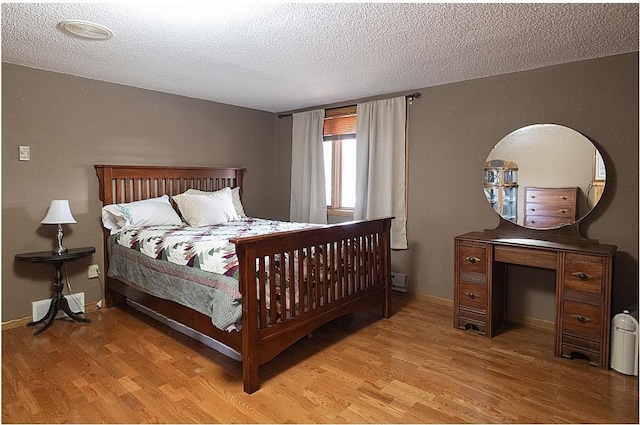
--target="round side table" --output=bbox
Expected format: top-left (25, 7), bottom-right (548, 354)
top-left (15, 246), bottom-right (96, 335)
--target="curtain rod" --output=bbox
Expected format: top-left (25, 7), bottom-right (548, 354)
top-left (277, 91), bottom-right (422, 119)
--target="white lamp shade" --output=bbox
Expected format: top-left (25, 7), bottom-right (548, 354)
top-left (41, 200), bottom-right (77, 224)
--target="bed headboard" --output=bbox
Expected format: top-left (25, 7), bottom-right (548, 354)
top-left (94, 164), bottom-right (247, 309)
top-left (95, 164), bottom-right (247, 205)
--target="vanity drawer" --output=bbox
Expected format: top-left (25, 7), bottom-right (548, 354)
top-left (458, 307), bottom-right (485, 323)
top-left (458, 282), bottom-right (487, 311)
top-left (562, 333), bottom-right (601, 353)
top-left (562, 301), bottom-right (602, 341)
top-left (562, 333), bottom-right (601, 366)
top-left (563, 254), bottom-right (604, 294)
top-left (525, 202), bottom-right (576, 219)
top-left (458, 244), bottom-right (487, 276)
top-left (458, 308), bottom-right (486, 334)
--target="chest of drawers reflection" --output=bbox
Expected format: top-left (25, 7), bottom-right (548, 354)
top-left (524, 187), bottom-right (578, 229)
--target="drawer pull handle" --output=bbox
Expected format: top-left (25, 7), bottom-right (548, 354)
top-left (465, 256), bottom-right (481, 264)
top-left (465, 292), bottom-right (479, 300)
top-left (559, 209), bottom-right (568, 214)
top-left (528, 208), bottom-right (536, 212)
top-left (570, 314), bottom-right (592, 323)
top-left (529, 195), bottom-right (537, 199)
top-left (571, 272), bottom-right (591, 281)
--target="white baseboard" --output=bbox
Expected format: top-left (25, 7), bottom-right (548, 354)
top-left (32, 292), bottom-right (85, 322)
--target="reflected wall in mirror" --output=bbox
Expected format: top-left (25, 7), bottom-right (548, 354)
top-left (484, 124), bottom-right (605, 229)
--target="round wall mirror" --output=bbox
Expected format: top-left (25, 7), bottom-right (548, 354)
top-left (483, 124), bottom-right (605, 230)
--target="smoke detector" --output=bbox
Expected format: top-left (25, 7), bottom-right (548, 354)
top-left (59, 20), bottom-right (113, 40)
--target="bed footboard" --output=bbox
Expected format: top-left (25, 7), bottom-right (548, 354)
top-left (231, 217), bottom-right (392, 393)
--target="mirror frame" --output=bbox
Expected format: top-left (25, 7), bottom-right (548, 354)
top-left (484, 124), bottom-right (605, 242)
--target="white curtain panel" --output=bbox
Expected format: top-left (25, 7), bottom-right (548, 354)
top-left (355, 97), bottom-right (407, 249)
top-left (290, 109), bottom-right (327, 224)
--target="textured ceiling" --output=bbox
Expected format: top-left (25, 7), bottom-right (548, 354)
top-left (2, 2), bottom-right (638, 113)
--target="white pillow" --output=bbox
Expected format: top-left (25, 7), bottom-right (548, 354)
top-left (101, 195), bottom-right (183, 235)
top-left (173, 187), bottom-right (239, 227)
top-left (184, 186), bottom-right (246, 217)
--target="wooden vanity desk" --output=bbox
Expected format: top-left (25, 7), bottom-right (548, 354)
top-left (454, 227), bottom-right (616, 369)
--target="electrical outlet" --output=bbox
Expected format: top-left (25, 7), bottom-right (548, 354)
top-left (87, 264), bottom-right (100, 279)
top-left (19, 146), bottom-right (30, 161)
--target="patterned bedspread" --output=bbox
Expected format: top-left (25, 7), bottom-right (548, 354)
top-left (114, 217), bottom-right (316, 279)
top-left (108, 218), bottom-right (319, 331)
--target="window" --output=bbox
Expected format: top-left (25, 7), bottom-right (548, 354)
top-left (323, 106), bottom-right (356, 214)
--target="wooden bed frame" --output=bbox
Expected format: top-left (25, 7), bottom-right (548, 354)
top-left (95, 164), bottom-right (391, 393)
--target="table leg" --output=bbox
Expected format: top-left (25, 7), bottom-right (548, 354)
top-left (28, 296), bottom-right (59, 336)
top-left (59, 294), bottom-right (91, 323)
top-left (26, 296), bottom-right (56, 326)
top-left (27, 261), bottom-right (90, 335)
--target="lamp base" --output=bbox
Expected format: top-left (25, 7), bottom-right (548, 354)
top-left (53, 246), bottom-right (68, 255)
top-left (54, 224), bottom-right (67, 255)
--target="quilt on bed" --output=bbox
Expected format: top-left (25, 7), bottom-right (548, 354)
top-left (113, 217), bottom-right (315, 277)
top-left (107, 217), bottom-right (320, 331)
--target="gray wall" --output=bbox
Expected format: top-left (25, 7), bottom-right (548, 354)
top-left (2, 64), bottom-right (276, 321)
top-left (275, 52), bottom-right (638, 321)
top-left (3, 52), bottom-right (638, 324)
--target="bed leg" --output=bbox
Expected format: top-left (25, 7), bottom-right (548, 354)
top-left (104, 287), bottom-right (118, 308)
top-left (383, 285), bottom-right (391, 319)
top-left (104, 281), bottom-right (125, 308)
top-left (243, 359), bottom-right (260, 394)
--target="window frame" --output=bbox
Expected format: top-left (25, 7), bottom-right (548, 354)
top-left (323, 106), bottom-right (356, 216)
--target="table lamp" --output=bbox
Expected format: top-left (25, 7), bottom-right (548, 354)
top-left (41, 200), bottom-right (77, 255)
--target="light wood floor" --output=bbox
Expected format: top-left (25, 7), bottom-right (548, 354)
top-left (2, 293), bottom-right (638, 423)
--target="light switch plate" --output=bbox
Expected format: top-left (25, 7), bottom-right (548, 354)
top-left (19, 146), bottom-right (30, 161)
